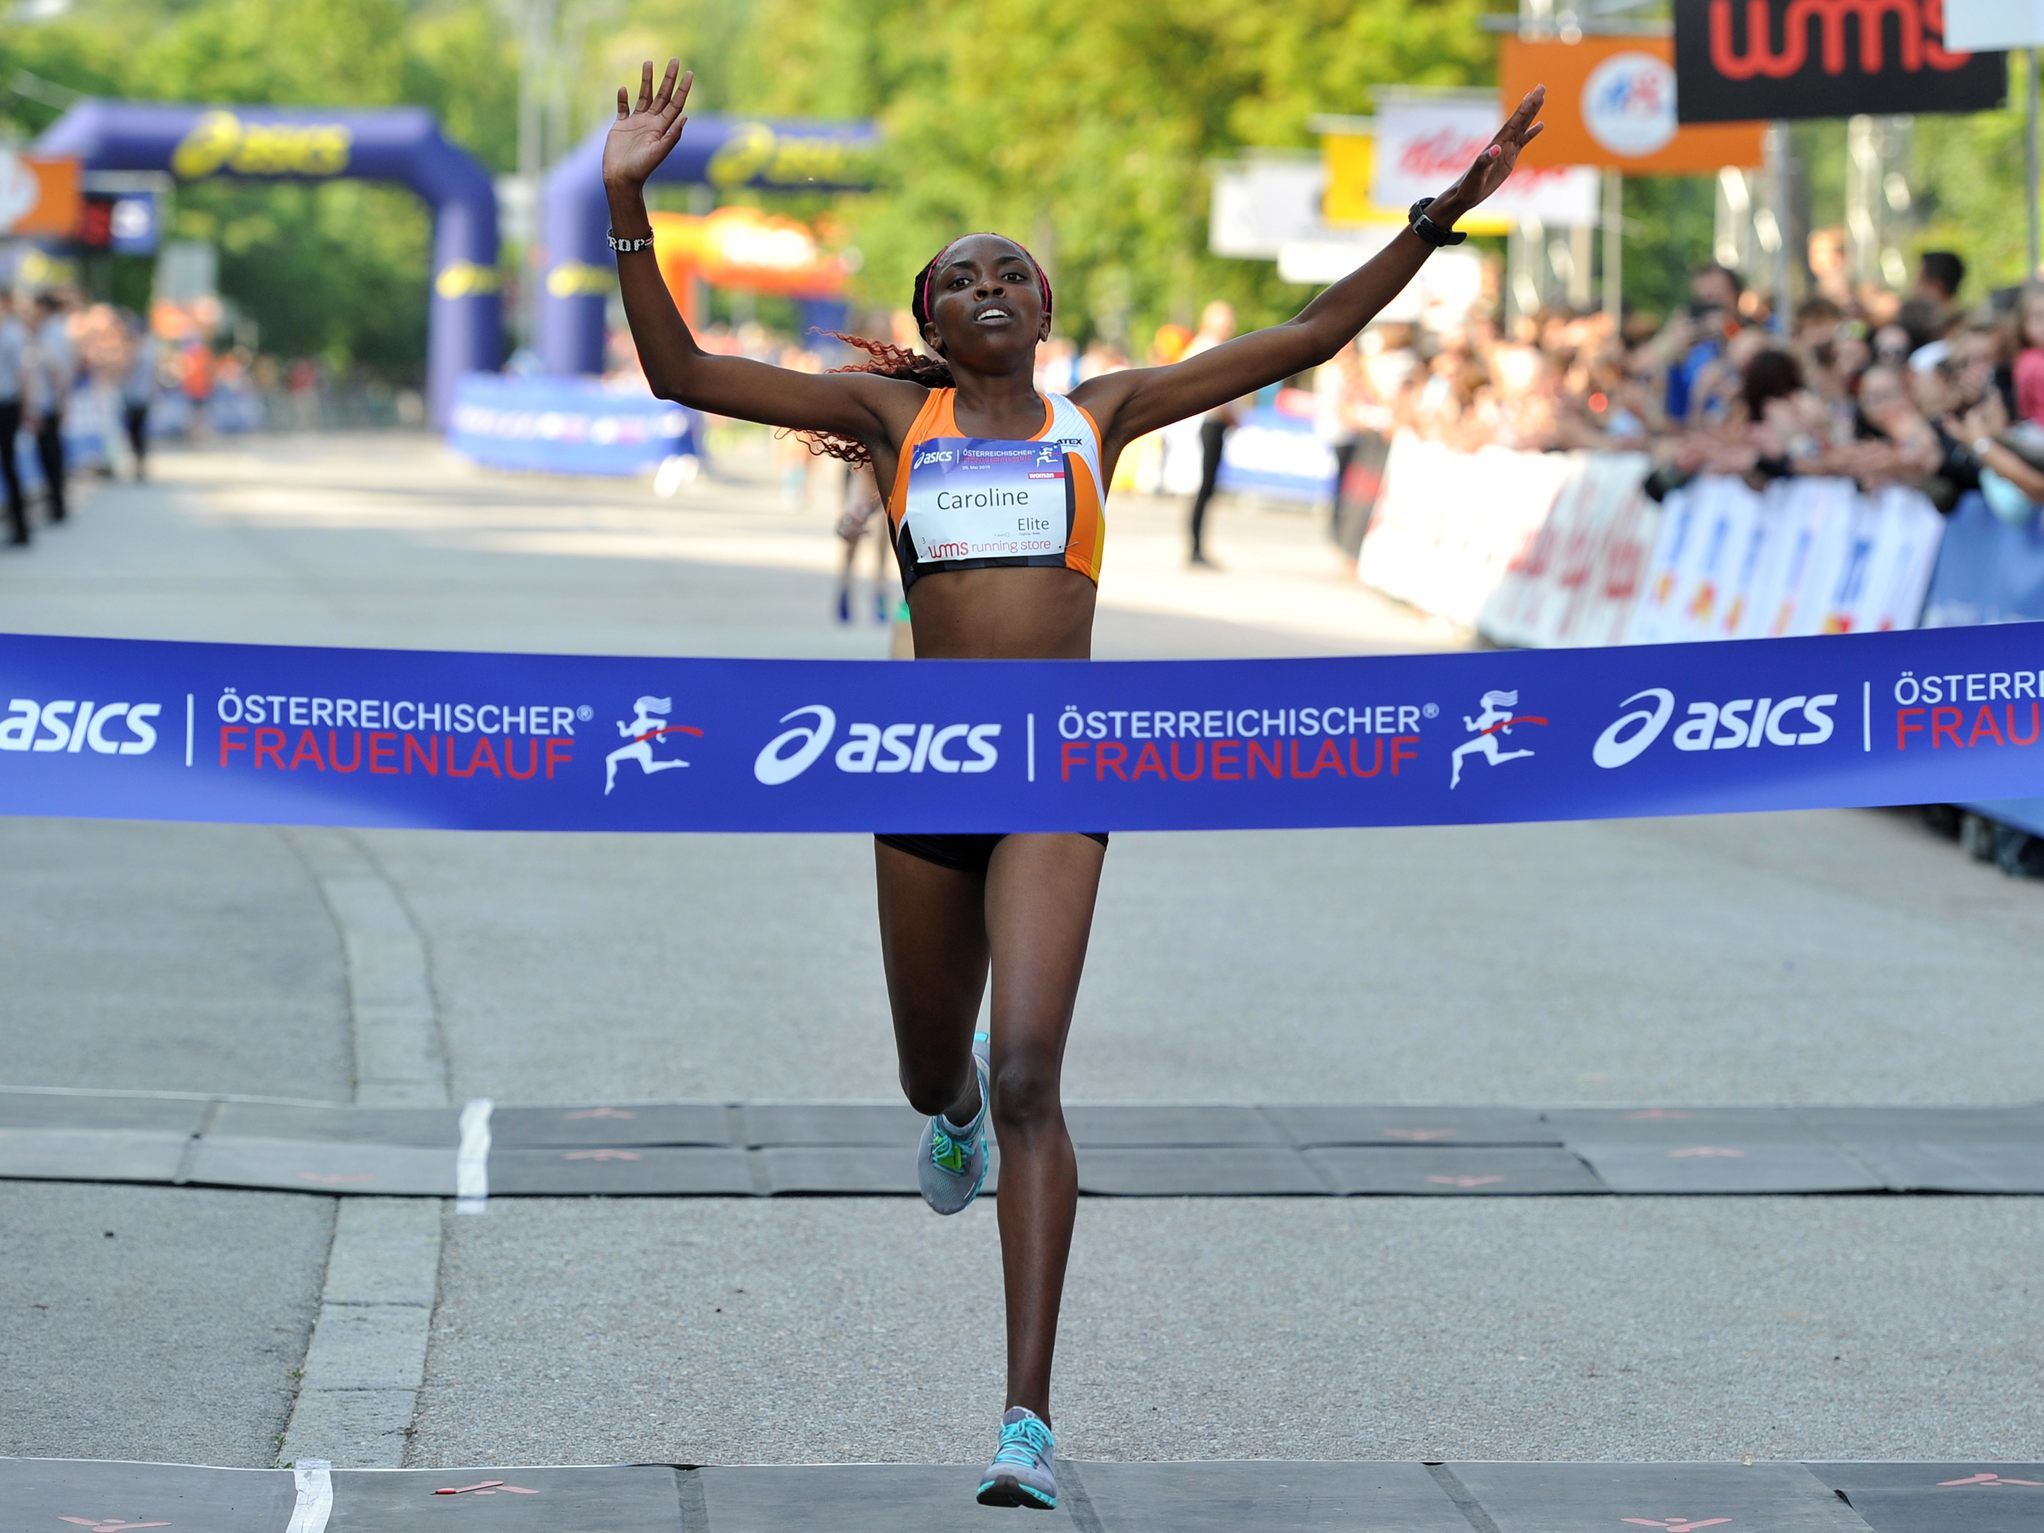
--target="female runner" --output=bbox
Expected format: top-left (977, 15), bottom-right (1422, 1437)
top-left (603, 61), bottom-right (1544, 1510)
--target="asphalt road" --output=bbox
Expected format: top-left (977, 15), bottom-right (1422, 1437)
top-left (2, 433), bottom-right (2038, 1470)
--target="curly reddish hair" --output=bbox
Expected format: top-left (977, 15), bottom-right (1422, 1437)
top-left (796, 234), bottom-right (1053, 467)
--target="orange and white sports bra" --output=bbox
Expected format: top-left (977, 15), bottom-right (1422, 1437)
top-left (884, 388), bottom-right (1107, 593)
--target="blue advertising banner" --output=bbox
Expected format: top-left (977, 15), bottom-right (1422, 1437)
top-left (108, 190), bottom-right (160, 255)
top-left (447, 375), bottom-right (702, 477)
top-left (1921, 491), bottom-right (2044, 836)
top-left (1214, 396), bottom-right (1337, 504)
top-left (1, 625), bottom-right (2041, 834)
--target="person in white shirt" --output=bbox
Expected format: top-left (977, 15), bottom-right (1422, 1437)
top-left (27, 291), bottom-right (74, 523)
top-left (0, 293), bottom-right (28, 545)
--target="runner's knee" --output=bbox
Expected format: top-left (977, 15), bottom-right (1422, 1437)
top-left (988, 1049), bottom-right (1062, 1136)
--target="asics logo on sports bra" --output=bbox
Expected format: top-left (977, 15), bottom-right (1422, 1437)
top-left (912, 447), bottom-right (956, 470)
top-left (1593, 687), bottom-right (1836, 769)
top-left (754, 704), bottom-right (1001, 785)
top-left (0, 697), bottom-right (162, 756)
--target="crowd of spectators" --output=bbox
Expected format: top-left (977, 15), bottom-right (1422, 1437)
top-left (1313, 247), bottom-right (2044, 521)
top-left (1, 286), bottom-right (419, 552)
top-left (0, 289), bottom-right (139, 547)
top-left (599, 244), bottom-right (2044, 551)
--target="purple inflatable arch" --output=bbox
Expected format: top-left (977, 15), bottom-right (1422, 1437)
top-left (536, 113), bottom-right (876, 377)
top-left (38, 100), bottom-right (500, 427)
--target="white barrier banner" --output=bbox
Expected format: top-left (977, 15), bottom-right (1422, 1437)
top-left (1855, 487), bottom-right (1946, 635)
top-left (1357, 439), bottom-right (1943, 651)
top-left (1486, 453), bottom-right (1656, 649)
top-left (1358, 437), bottom-right (1573, 633)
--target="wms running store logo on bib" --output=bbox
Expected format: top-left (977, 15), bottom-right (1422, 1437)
top-left (754, 705), bottom-right (1000, 784)
top-left (0, 697), bottom-right (162, 756)
top-left (1592, 687), bottom-right (1835, 768)
top-left (604, 695), bottom-right (702, 796)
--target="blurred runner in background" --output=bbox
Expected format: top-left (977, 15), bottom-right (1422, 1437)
top-left (1181, 300), bottom-right (1240, 569)
top-left (834, 463), bottom-right (893, 624)
top-left (122, 314), bottom-right (158, 482)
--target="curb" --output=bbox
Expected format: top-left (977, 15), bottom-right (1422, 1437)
top-left (279, 829), bottom-right (449, 1470)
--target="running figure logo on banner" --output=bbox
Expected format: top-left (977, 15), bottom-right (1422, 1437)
top-left (604, 695), bottom-right (702, 795)
top-left (1450, 689), bottom-right (1546, 789)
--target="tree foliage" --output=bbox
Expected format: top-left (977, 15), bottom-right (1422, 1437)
top-left (0, 0), bottom-right (512, 377)
top-left (720, 0), bottom-right (1495, 346)
top-left (4, 1), bottom-right (2036, 381)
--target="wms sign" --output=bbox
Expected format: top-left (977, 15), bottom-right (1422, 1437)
top-left (1674, 0), bottom-right (2008, 123)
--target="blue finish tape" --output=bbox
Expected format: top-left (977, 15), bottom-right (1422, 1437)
top-left (1, 625), bottom-right (2039, 833)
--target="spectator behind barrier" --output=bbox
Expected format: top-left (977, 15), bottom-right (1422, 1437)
top-left (1317, 239), bottom-right (2041, 531)
top-left (2014, 285), bottom-right (2044, 427)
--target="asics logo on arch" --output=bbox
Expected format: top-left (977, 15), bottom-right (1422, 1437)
top-left (754, 705), bottom-right (1001, 784)
top-left (1593, 687), bottom-right (1836, 768)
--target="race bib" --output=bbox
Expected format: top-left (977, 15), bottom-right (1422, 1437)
top-left (903, 437), bottom-right (1071, 565)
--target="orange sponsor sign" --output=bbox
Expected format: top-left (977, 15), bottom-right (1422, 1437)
top-left (1499, 37), bottom-right (1765, 174)
top-left (650, 207), bottom-right (850, 328)
top-left (652, 207), bottom-right (849, 297)
top-left (0, 153), bottom-right (82, 236)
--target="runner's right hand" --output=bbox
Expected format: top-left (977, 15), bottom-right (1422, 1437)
top-left (603, 60), bottom-right (691, 189)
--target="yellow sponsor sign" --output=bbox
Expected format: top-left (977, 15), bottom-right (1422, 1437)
top-left (171, 111), bottom-right (352, 179)
top-left (706, 122), bottom-right (873, 189)
top-left (433, 263), bottom-right (501, 299)
top-left (545, 262), bottom-right (613, 298)
top-left (1322, 131), bottom-right (1511, 237)
top-left (17, 248), bottom-right (79, 287)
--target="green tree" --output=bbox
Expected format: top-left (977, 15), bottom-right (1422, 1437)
top-left (702, 0), bottom-right (1492, 349)
top-left (0, 0), bottom-right (508, 380)
top-left (33, 0), bottom-right (2027, 381)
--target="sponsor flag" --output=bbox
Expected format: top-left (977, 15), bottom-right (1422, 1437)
top-left (1364, 95), bottom-right (1599, 229)
top-left (0, 152), bottom-right (81, 236)
top-left (1674, 0), bottom-right (2006, 123)
top-left (1943, 0), bottom-right (2044, 51)
top-left (1499, 37), bottom-right (1765, 174)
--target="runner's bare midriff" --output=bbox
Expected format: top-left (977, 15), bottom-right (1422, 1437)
top-left (905, 566), bottom-right (1096, 660)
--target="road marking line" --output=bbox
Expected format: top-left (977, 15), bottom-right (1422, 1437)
top-left (457, 1097), bottom-right (492, 1213)
top-left (286, 1460), bottom-right (333, 1533)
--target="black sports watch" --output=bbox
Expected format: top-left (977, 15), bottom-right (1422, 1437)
top-left (1408, 197), bottom-right (1467, 248)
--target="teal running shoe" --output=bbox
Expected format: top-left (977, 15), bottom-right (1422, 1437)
top-left (916, 1030), bottom-right (989, 1214)
top-left (977, 1406), bottom-right (1057, 1509)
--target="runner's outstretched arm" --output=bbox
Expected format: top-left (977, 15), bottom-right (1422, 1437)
top-left (603, 60), bottom-right (914, 441)
top-left (1075, 87), bottom-right (1546, 452)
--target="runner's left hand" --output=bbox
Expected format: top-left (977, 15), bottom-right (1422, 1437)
top-left (1435, 86), bottom-right (1546, 222)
